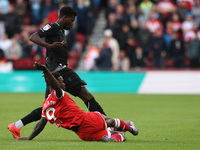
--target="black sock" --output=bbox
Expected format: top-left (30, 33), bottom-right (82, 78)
top-left (21, 107), bottom-right (42, 126)
top-left (84, 98), bottom-right (106, 116)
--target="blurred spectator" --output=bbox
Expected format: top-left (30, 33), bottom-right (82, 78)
top-left (95, 43), bottom-right (112, 70)
top-left (4, 4), bottom-right (21, 38)
top-left (171, 12), bottom-right (182, 33)
top-left (126, 36), bottom-right (138, 53)
top-left (105, 13), bottom-right (120, 39)
top-left (137, 21), bottom-right (152, 58)
top-left (177, 0), bottom-right (194, 10)
top-left (115, 4), bottom-right (127, 25)
top-left (0, 47), bottom-right (13, 72)
top-left (164, 21), bottom-right (173, 51)
top-left (0, 20), bottom-right (5, 40)
top-left (130, 20), bottom-right (139, 40)
top-left (182, 12), bottom-right (196, 42)
top-left (4, 38), bottom-right (22, 61)
top-left (188, 32), bottom-right (200, 68)
top-left (14, 0), bottom-right (26, 25)
top-left (0, 48), bottom-right (5, 60)
top-left (20, 31), bottom-right (32, 58)
top-left (155, 0), bottom-right (177, 23)
top-left (191, 0), bottom-right (200, 27)
top-left (84, 0), bottom-right (96, 33)
top-left (98, 29), bottom-right (120, 70)
top-left (84, 43), bottom-right (99, 71)
top-left (105, 0), bottom-right (118, 19)
top-left (115, 50), bottom-right (130, 71)
top-left (125, 0), bottom-right (138, 23)
top-left (29, 42), bottom-right (43, 58)
top-left (30, 0), bottom-right (42, 25)
top-left (0, 33), bottom-right (11, 52)
top-left (0, 0), bottom-right (9, 15)
top-left (66, 29), bottom-right (77, 51)
top-left (146, 11), bottom-right (163, 35)
top-left (177, 1), bottom-right (190, 21)
top-left (74, 0), bottom-right (91, 35)
top-left (169, 32), bottom-right (185, 68)
top-left (138, 0), bottom-right (154, 24)
top-left (128, 46), bottom-right (146, 69)
top-left (150, 30), bottom-right (166, 68)
top-left (62, 0), bottom-right (75, 7)
top-left (46, 7), bottom-right (58, 23)
top-left (182, 12), bottom-right (195, 31)
top-left (40, 0), bottom-right (54, 21)
top-left (117, 24), bottom-right (132, 50)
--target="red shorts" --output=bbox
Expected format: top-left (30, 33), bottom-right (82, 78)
top-left (77, 112), bottom-right (110, 141)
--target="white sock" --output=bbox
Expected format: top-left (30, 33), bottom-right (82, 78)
top-left (15, 120), bottom-right (24, 129)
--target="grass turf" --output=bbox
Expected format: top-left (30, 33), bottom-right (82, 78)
top-left (0, 93), bottom-right (199, 150)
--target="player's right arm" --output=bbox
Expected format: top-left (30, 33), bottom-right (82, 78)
top-left (18, 117), bottom-right (47, 140)
top-left (29, 32), bottom-right (66, 49)
top-left (34, 62), bottom-right (63, 98)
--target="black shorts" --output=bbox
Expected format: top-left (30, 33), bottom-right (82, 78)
top-left (45, 67), bottom-right (87, 98)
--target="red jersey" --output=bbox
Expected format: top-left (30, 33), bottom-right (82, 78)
top-left (42, 90), bottom-right (85, 130)
top-left (146, 19), bottom-right (163, 33)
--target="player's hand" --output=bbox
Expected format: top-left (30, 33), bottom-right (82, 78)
top-left (34, 62), bottom-right (46, 71)
top-left (49, 40), bottom-right (66, 49)
top-left (18, 137), bottom-right (29, 140)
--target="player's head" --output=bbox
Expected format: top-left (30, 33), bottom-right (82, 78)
top-left (58, 6), bottom-right (77, 30)
top-left (52, 72), bottom-right (65, 90)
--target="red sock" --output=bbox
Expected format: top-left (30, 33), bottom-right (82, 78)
top-left (111, 134), bottom-right (124, 142)
top-left (114, 119), bottom-right (130, 131)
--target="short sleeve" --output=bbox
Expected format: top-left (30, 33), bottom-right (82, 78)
top-left (38, 23), bottom-right (58, 37)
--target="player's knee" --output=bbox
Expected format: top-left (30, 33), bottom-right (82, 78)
top-left (106, 118), bottom-right (115, 127)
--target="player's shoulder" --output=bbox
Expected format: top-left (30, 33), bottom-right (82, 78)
top-left (40, 22), bottom-right (60, 32)
top-left (49, 22), bottom-right (60, 28)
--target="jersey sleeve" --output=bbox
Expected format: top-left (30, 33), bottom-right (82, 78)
top-left (38, 23), bottom-right (58, 37)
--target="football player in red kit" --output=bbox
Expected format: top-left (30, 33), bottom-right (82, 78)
top-left (18, 62), bottom-right (138, 142)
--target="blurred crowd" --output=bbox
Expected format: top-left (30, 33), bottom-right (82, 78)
top-left (0, 0), bottom-right (200, 72)
top-left (85, 0), bottom-right (200, 71)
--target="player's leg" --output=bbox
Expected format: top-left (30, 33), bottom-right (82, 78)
top-left (8, 107), bottom-right (42, 139)
top-left (78, 86), bottom-right (106, 116)
top-left (102, 131), bottom-right (125, 142)
top-left (103, 115), bottom-right (139, 136)
top-left (58, 67), bottom-right (106, 115)
top-left (8, 87), bottom-right (49, 139)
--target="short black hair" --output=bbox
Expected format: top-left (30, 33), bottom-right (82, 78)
top-left (52, 72), bottom-right (61, 80)
top-left (59, 6), bottom-right (77, 18)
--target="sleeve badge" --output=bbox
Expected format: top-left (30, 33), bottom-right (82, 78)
top-left (43, 24), bottom-right (51, 31)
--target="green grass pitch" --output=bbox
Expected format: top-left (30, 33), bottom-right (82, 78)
top-left (0, 93), bottom-right (200, 150)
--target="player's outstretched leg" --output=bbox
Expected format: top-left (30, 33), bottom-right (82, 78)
top-left (8, 123), bottom-right (21, 139)
top-left (8, 107), bottom-right (42, 139)
top-left (106, 117), bottom-right (138, 136)
top-left (126, 120), bottom-right (139, 136)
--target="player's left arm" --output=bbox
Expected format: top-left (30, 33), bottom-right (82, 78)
top-left (18, 117), bottom-right (47, 140)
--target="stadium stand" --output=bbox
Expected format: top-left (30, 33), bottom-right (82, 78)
top-left (0, 0), bottom-right (200, 71)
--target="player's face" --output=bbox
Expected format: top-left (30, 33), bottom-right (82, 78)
top-left (63, 15), bottom-right (75, 30)
top-left (58, 76), bottom-right (65, 90)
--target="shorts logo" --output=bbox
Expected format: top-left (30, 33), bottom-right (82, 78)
top-left (43, 24), bottom-right (51, 31)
